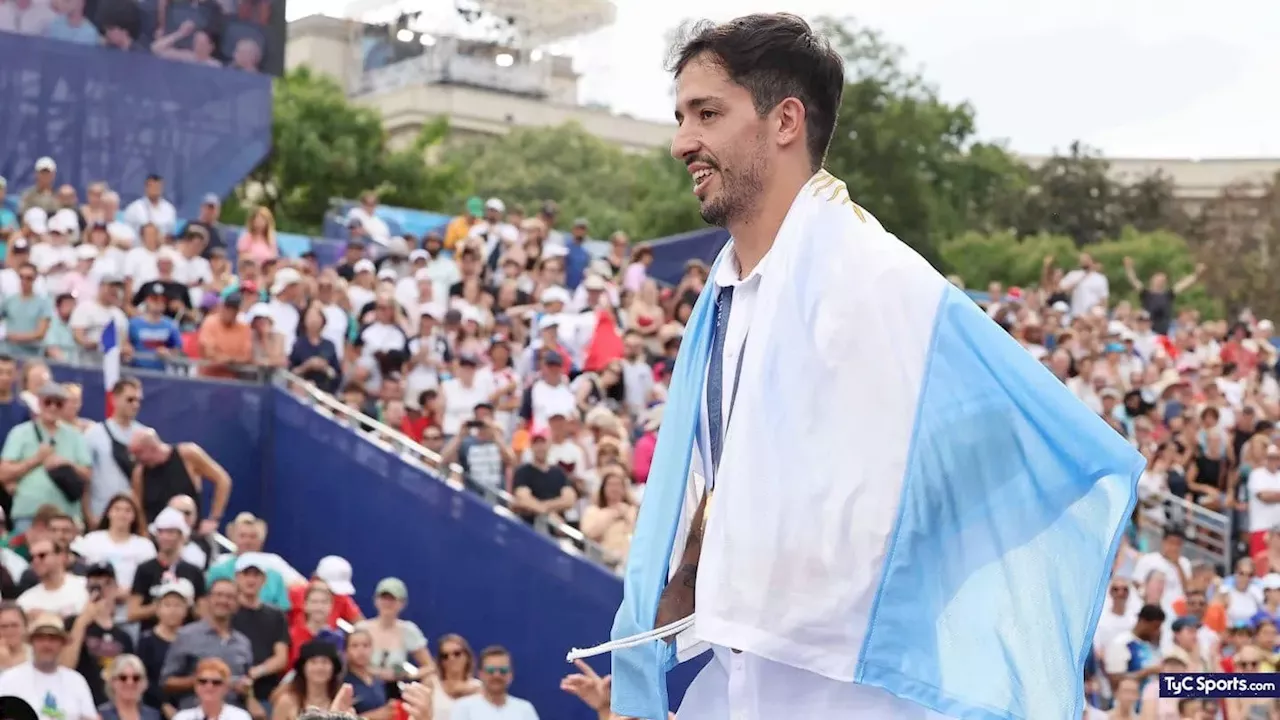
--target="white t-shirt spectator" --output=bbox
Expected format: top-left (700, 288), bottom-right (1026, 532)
top-left (440, 375), bottom-right (495, 436)
top-left (30, 243), bottom-right (77, 275)
top-left (266, 299), bottom-right (300, 355)
top-left (172, 706), bottom-right (252, 720)
top-left (356, 322), bottom-right (409, 360)
top-left (1249, 466), bottom-right (1280, 532)
top-left (348, 286), bottom-right (376, 317)
top-left (124, 246), bottom-right (160, 287)
top-left (1093, 601), bottom-right (1138, 653)
top-left (321, 304), bottom-right (349, 358)
top-left (451, 693), bottom-right (539, 720)
top-left (528, 379), bottom-right (576, 432)
top-left (1131, 551), bottom-right (1193, 607)
top-left (345, 207), bottom-right (391, 246)
top-left (0, 661), bottom-right (96, 720)
top-left (68, 300), bottom-right (128, 349)
top-left (0, 1), bottom-right (56, 34)
top-left (1062, 269), bottom-right (1109, 317)
top-left (122, 197), bottom-right (178, 238)
top-left (17, 574), bottom-right (89, 617)
top-left (174, 253), bottom-right (213, 286)
top-left (75, 530), bottom-right (157, 591)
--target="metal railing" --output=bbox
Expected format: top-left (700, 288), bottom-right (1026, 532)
top-left (1134, 487), bottom-right (1233, 571)
top-left (4, 341), bottom-right (275, 384)
top-left (274, 371), bottom-right (616, 570)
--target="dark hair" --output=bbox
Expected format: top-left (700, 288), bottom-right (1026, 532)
top-left (111, 377), bottom-right (142, 395)
top-left (1137, 604), bottom-right (1166, 623)
top-left (289, 640), bottom-right (343, 701)
top-left (478, 645), bottom-right (510, 664)
top-left (0, 354), bottom-right (14, 366)
top-left (668, 13), bottom-right (844, 171)
top-left (98, 493), bottom-right (146, 535)
top-left (435, 634), bottom-right (476, 681)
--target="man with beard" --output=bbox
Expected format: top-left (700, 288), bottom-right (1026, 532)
top-left (592, 12), bottom-right (1143, 720)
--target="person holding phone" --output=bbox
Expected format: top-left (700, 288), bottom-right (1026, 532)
top-left (61, 563), bottom-right (133, 705)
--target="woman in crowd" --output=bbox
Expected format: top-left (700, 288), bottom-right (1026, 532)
top-left (238, 208), bottom-right (279, 265)
top-left (99, 654), bottom-right (161, 720)
top-left (173, 658), bottom-right (252, 720)
top-left (1220, 558), bottom-right (1264, 627)
top-left (271, 640), bottom-right (343, 720)
top-left (0, 601), bottom-right (28, 670)
top-left (78, 494), bottom-right (155, 591)
top-left (287, 581), bottom-right (343, 667)
top-left (355, 578), bottom-right (434, 687)
top-left (289, 302), bottom-right (342, 393)
top-left (622, 280), bottom-right (663, 346)
top-left (1106, 677), bottom-right (1138, 720)
top-left (432, 633), bottom-right (480, 720)
top-left (581, 466), bottom-right (638, 568)
top-left (341, 629), bottom-right (389, 720)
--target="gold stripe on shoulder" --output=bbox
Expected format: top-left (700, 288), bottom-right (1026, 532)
top-left (811, 170), bottom-right (868, 223)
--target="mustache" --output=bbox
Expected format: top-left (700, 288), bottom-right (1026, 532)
top-left (685, 156), bottom-right (718, 170)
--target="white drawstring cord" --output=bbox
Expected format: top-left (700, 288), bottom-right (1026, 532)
top-left (565, 614), bottom-right (697, 662)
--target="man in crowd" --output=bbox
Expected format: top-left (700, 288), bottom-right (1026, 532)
top-left (130, 507), bottom-right (208, 627)
top-left (17, 537), bottom-right (88, 616)
top-left (62, 562), bottom-right (133, 704)
top-left (161, 578), bottom-right (254, 709)
top-left (0, 614), bottom-right (96, 720)
top-left (84, 377), bottom-right (150, 528)
top-left (129, 427), bottom-right (232, 530)
top-left (451, 646), bottom-right (539, 720)
top-left (511, 432), bottom-right (575, 525)
top-left (0, 383), bottom-right (91, 531)
top-left (230, 553), bottom-right (290, 706)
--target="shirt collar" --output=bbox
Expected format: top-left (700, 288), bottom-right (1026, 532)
top-left (713, 242), bottom-right (771, 290)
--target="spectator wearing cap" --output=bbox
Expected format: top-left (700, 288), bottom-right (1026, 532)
top-left (122, 175), bottom-right (178, 239)
top-left (197, 291), bottom-right (253, 378)
top-left (1164, 616), bottom-right (1208, 672)
top-left (333, 241), bottom-right (365, 283)
top-left (128, 507), bottom-right (208, 631)
top-left (445, 197), bottom-right (485, 252)
top-left (137, 250), bottom-right (193, 319)
top-left (161, 578), bottom-right (253, 710)
top-left (285, 581), bottom-right (347, 669)
top-left (17, 158), bottom-right (58, 216)
top-left (0, 612), bottom-right (95, 720)
top-left (352, 577), bottom-right (434, 686)
top-left (468, 198), bottom-right (518, 262)
top-left (69, 272), bottom-right (132, 357)
top-left (439, 408), bottom-right (511, 494)
top-left (519, 350), bottom-right (575, 434)
top-left (229, 553), bottom-right (290, 706)
top-left (128, 282), bottom-right (183, 371)
top-left (60, 242), bottom-right (100, 301)
top-left (346, 192), bottom-right (391, 247)
top-left (439, 355), bottom-right (495, 438)
top-left (17, 533), bottom-right (88, 616)
top-left (31, 212), bottom-right (78, 280)
top-left (182, 194), bottom-right (227, 259)
top-left (1103, 603), bottom-right (1165, 693)
top-left (206, 513), bottom-right (299, 611)
top-left (510, 431), bottom-right (575, 525)
top-left (375, 236), bottom-right (412, 279)
top-left (285, 556), bottom-right (362, 631)
top-left (0, 383), bottom-right (91, 532)
top-left (1, 262), bottom-right (53, 351)
top-left (0, 236), bottom-right (48, 298)
top-left (272, 639), bottom-right (344, 720)
top-left (247, 303), bottom-right (287, 369)
top-left (63, 562), bottom-right (134, 704)
top-left (265, 267), bottom-right (304, 355)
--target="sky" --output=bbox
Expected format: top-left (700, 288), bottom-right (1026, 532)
top-left (289, 0), bottom-right (1280, 159)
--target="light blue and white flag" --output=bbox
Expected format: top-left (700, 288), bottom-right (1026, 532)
top-left (596, 171), bottom-right (1145, 720)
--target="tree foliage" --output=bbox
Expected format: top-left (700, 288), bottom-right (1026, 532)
top-left (239, 67), bottom-right (457, 235)
top-left (1193, 176), bottom-right (1280, 320)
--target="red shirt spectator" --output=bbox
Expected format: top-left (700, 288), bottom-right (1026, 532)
top-left (287, 556), bottom-right (363, 628)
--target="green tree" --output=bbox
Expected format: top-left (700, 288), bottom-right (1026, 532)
top-left (238, 67), bottom-right (455, 235)
top-left (1194, 175), bottom-right (1280, 319)
top-left (437, 123), bottom-right (700, 240)
top-left (813, 17), bottom-right (1029, 265)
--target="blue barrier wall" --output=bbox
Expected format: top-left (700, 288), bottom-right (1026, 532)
top-left (38, 368), bottom-right (701, 716)
top-left (0, 32), bottom-right (272, 219)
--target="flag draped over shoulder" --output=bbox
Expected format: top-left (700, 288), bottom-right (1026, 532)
top-left (102, 320), bottom-right (121, 417)
top-left (609, 171), bottom-right (1144, 720)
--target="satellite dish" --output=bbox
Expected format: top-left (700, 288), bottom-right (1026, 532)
top-left (0, 696), bottom-right (37, 720)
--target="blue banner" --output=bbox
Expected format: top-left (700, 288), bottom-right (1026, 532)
top-left (0, 32), bottom-right (272, 219)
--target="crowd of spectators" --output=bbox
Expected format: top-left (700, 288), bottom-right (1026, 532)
top-left (13, 150), bottom-right (1280, 718)
top-left (0, 0), bottom-right (273, 73)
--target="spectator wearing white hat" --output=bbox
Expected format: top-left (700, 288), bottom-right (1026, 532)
top-left (128, 507), bottom-right (207, 631)
top-left (266, 267), bottom-right (304, 355)
top-left (468, 198), bottom-right (518, 262)
top-left (17, 157), bottom-right (59, 216)
top-left (347, 259), bottom-right (378, 315)
top-left (122, 174), bottom-right (178, 239)
top-left (247, 304), bottom-right (287, 368)
top-left (376, 236), bottom-right (412, 279)
top-left (286, 556), bottom-right (363, 630)
top-left (229, 553), bottom-right (290, 705)
top-left (0, 236), bottom-right (48, 299)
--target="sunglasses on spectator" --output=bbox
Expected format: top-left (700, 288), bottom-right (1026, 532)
top-left (42, 398), bottom-right (63, 408)
top-left (483, 666), bottom-right (510, 675)
top-left (18, 274), bottom-right (34, 282)
top-left (1239, 662), bottom-right (1260, 669)
top-left (441, 650), bottom-right (466, 659)
top-left (115, 674), bottom-right (142, 684)
top-left (31, 551), bottom-right (58, 560)
top-left (197, 677), bottom-right (225, 686)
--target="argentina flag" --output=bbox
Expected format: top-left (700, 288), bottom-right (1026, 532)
top-left (588, 170), bottom-right (1146, 720)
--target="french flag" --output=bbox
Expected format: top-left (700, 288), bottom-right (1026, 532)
top-left (102, 321), bottom-right (121, 418)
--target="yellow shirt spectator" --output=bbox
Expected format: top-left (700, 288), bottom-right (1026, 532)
top-left (444, 197), bottom-right (484, 250)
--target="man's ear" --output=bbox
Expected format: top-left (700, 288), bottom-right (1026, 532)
top-left (773, 97), bottom-right (807, 152)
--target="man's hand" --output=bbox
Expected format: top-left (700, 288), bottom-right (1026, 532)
top-left (197, 518), bottom-right (218, 537)
top-left (43, 453), bottom-right (68, 470)
top-left (561, 659), bottom-right (611, 713)
top-left (33, 443), bottom-right (55, 464)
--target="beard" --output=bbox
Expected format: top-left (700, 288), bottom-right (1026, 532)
top-left (697, 140), bottom-right (768, 228)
